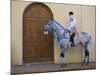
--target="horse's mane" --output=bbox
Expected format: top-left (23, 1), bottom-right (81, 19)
top-left (52, 20), bottom-right (65, 30)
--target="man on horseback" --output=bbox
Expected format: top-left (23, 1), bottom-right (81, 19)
top-left (66, 12), bottom-right (77, 47)
top-left (44, 17), bottom-right (91, 65)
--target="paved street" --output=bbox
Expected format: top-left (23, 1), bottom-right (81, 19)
top-left (11, 62), bottom-right (96, 75)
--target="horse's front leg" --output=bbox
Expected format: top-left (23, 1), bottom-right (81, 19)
top-left (60, 48), bottom-right (66, 67)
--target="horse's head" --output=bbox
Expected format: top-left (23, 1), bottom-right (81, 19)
top-left (43, 19), bottom-right (54, 33)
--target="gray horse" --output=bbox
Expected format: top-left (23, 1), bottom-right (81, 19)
top-left (43, 19), bottom-right (92, 65)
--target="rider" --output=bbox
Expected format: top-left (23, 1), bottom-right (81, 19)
top-left (66, 12), bottom-right (77, 47)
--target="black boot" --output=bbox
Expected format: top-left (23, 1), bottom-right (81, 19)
top-left (70, 33), bottom-right (75, 47)
top-left (71, 43), bottom-right (75, 47)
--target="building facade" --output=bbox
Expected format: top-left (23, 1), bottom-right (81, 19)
top-left (11, 1), bottom-right (96, 65)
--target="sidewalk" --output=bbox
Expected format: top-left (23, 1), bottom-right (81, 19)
top-left (11, 62), bottom-right (96, 74)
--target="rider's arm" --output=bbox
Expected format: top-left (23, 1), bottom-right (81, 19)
top-left (67, 19), bottom-right (77, 30)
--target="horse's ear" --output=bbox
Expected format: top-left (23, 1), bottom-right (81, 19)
top-left (48, 18), bottom-right (52, 22)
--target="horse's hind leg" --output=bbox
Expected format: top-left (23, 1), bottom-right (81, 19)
top-left (83, 57), bottom-right (86, 63)
top-left (83, 44), bottom-right (89, 64)
top-left (85, 50), bottom-right (89, 64)
top-left (83, 53), bottom-right (86, 63)
top-left (84, 48), bottom-right (89, 64)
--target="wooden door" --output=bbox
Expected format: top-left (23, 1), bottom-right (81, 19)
top-left (23, 3), bottom-right (54, 63)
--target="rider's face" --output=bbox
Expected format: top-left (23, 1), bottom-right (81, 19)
top-left (69, 15), bottom-right (74, 20)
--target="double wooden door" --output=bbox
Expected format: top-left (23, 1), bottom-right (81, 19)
top-left (23, 3), bottom-right (54, 63)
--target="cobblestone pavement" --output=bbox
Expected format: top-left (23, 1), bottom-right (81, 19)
top-left (11, 62), bottom-right (96, 75)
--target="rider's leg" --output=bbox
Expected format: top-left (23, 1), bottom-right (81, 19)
top-left (70, 32), bottom-right (75, 47)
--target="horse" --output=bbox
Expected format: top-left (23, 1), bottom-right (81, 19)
top-left (43, 19), bottom-right (92, 66)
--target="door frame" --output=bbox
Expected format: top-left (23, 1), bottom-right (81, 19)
top-left (22, 2), bottom-right (54, 63)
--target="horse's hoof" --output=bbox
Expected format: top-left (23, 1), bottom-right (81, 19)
top-left (81, 63), bottom-right (85, 66)
top-left (81, 61), bottom-right (86, 66)
top-left (60, 65), bottom-right (63, 67)
top-left (64, 64), bottom-right (67, 67)
top-left (81, 64), bottom-right (83, 66)
top-left (60, 64), bottom-right (64, 67)
top-left (86, 62), bottom-right (89, 65)
top-left (82, 61), bottom-right (85, 63)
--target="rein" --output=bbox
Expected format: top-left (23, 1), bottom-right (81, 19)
top-left (51, 22), bottom-right (70, 41)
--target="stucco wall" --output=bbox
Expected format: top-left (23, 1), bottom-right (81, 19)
top-left (81, 6), bottom-right (96, 62)
top-left (11, 1), bottom-right (31, 65)
top-left (11, 1), bottom-right (96, 65)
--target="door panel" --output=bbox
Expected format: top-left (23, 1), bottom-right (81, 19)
top-left (23, 3), bottom-right (54, 63)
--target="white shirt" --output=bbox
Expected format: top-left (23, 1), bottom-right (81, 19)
top-left (66, 17), bottom-right (77, 31)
